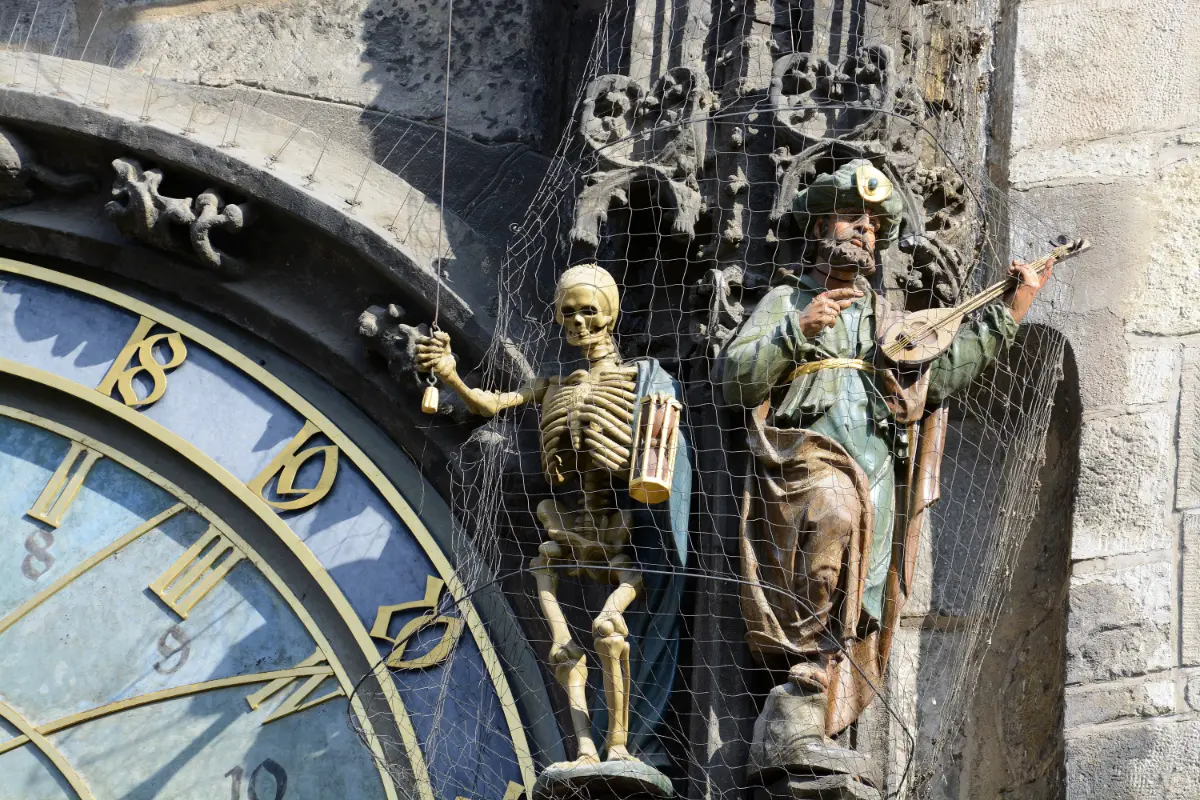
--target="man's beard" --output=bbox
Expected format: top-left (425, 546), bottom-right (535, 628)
top-left (815, 236), bottom-right (876, 276)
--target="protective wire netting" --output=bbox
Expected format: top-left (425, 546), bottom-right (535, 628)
top-left (0, 1), bottom-right (1080, 798)
top-left (377, 6), bottom-right (1076, 800)
top-left (365, 5), bottom-right (1074, 798)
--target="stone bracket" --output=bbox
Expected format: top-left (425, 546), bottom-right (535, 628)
top-left (105, 157), bottom-right (254, 278)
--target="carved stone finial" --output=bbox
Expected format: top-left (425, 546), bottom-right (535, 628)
top-left (105, 158), bottom-right (254, 278)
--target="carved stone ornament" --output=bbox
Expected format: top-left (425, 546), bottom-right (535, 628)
top-left (358, 303), bottom-right (422, 386)
top-left (768, 45), bottom-right (976, 306)
top-left (769, 47), bottom-right (894, 150)
top-left (105, 158), bottom-right (254, 278)
top-left (0, 125), bottom-right (94, 208)
top-left (571, 67), bottom-right (715, 248)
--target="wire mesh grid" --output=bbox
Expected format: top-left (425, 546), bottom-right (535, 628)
top-left (344, 2), bottom-right (1078, 797)
top-left (0, 1), bottom-right (1082, 798)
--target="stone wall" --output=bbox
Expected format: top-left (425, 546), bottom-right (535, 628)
top-left (998, 0), bottom-right (1200, 795)
top-left (7, 0), bottom-right (581, 255)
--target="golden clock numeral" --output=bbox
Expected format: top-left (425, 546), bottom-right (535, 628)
top-left (246, 420), bottom-right (339, 511)
top-left (96, 316), bottom-right (188, 408)
top-left (370, 576), bottom-right (465, 670)
top-left (25, 441), bottom-right (103, 528)
top-left (149, 526), bottom-right (246, 619)
top-left (245, 649), bottom-right (344, 724)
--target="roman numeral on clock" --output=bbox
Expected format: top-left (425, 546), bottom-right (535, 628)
top-left (25, 442), bottom-right (103, 528)
top-left (245, 650), bottom-right (344, 724)
top-left (149, 526), bottom-right (246, 619)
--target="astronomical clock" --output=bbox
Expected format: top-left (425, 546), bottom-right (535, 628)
top-left (0, 259), bottom-right (535, 800)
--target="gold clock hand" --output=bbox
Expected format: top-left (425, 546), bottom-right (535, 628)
top-left (0, 698), bottom-right (95, 799)
top-left (0, 660), bottom-right (340, 758)
top-left (0, 503), bottom-right (187, 637)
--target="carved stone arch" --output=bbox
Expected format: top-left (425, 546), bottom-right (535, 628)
top-left (0, 58), bottom-right (536, 480)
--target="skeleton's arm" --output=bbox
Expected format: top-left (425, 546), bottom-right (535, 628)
top-left (414, 331), bottom-right (546, 416)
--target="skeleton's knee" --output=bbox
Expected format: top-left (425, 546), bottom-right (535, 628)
top-left (549, 641), bottom-right (585, 667)
top-left (593, 618), bottom-right (619, 639)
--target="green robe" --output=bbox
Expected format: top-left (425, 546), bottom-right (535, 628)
top-left (719, 272), bottom-right (1018, 620)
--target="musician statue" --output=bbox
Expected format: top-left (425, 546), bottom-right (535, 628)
top-left (415, 264), bottom-right (691, 795)
top-left (717, 159), bottom-right (1057, 775)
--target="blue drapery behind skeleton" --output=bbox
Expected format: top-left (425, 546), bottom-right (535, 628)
top-left (589, 358), bottom-right (691, 764)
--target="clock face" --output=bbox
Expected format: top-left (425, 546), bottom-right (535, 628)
top-left (0, 260), bottom-right (535, 800)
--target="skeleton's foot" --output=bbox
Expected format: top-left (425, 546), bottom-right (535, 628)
top-left (605, 745), bottom-right (639, 763)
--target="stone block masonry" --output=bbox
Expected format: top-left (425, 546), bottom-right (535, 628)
top-left (1008, 0), bottom-right (1200, 794)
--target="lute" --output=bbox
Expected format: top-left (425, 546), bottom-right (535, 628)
top-left (879, 237), bottom-right (1090, 365)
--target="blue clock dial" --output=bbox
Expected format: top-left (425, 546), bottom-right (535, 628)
top-left (0, 260), bottom-right (541, 800)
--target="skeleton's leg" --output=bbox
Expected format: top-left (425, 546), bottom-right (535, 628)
top-left (533, 499), bottom-right (599, 765)
top-left (593, 552), bottom-right (642, 761)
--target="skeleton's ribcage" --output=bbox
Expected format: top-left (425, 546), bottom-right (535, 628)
top-left (540, 368), bottom-right (638, 482)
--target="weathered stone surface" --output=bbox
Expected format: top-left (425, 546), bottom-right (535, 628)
top-left (1185, 671), bottom-right (1200, 711)
top-left (28, 0), bottom-right (556, 144)
top-left (1072, 408), bottom-right (1172, 560)
top-left (1067, 717), bottom-right (1200, 798)
top-left (1124, 341), bottom-right (1180, 407)
top-left (1065, 677), bottom-right (1175, 728)
top-left (1012, 179), bottom-right (1152, 411)
top-left (755, 774), bottom-right (881, 800)
top-left (1010, 130), bottom-right (1200, 188)
top-left (1066, 558), bottom-right (1173, 684)
top-left (1182, 513), bottom-right (1200, 665)
top-left (1127, 155), bottom-right (1200, 336)
top-left (1011, 0), bottom-right (1200, 152)
top-left (1176, 356), bottom-right (1200, 511)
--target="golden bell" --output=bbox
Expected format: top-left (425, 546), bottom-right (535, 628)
top-left (628, 393), bottom-right (682, 505)
top-left (421, 384), bottom-right (439, 415)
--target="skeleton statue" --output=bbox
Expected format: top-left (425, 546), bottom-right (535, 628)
top-left (415, 265), bottom-right (690, 792)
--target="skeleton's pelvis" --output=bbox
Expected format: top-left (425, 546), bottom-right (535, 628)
top-left (536, 498), bottom-right (633, 579)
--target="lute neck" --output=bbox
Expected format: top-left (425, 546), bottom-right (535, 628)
top-left (948, 245), bottom-right (1066, 321)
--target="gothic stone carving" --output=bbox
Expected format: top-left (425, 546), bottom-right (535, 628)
top-left (105, 158), bottom-right (253, 278)
top-left (768, 45), bottom-right (975, 307)
top-left (0, 126), bottom-right (93, 208)
top-left (571, 67), bottom-right (715, 249)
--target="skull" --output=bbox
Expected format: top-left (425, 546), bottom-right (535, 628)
top-left (556, 284), bottom-right (615, 347)
top-left (553, 264), bottom-right (620, 349)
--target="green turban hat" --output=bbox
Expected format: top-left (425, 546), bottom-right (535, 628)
top-left (792, 159), bottom-right (905, 248)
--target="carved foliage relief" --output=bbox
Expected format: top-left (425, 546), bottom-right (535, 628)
top-left (569, 1), bottom-right (994, 350)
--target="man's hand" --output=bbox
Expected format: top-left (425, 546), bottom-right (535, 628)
top-left (1004, 258), bottom-right (1054, 324)
top-left (796, 288), bottom-right (863, 338)
top-left (414, 330), bottom-right (458, 380)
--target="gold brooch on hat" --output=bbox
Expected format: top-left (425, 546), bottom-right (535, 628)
top-left (854, 164), bottom-right (892, 204)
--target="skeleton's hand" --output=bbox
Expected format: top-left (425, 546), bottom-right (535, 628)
top-left (414, 330), bottom-right (457, 380)
top-left (592, 609), bottom-right (628, 640)
top-left (796, 288), bottom-right (863, 338)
